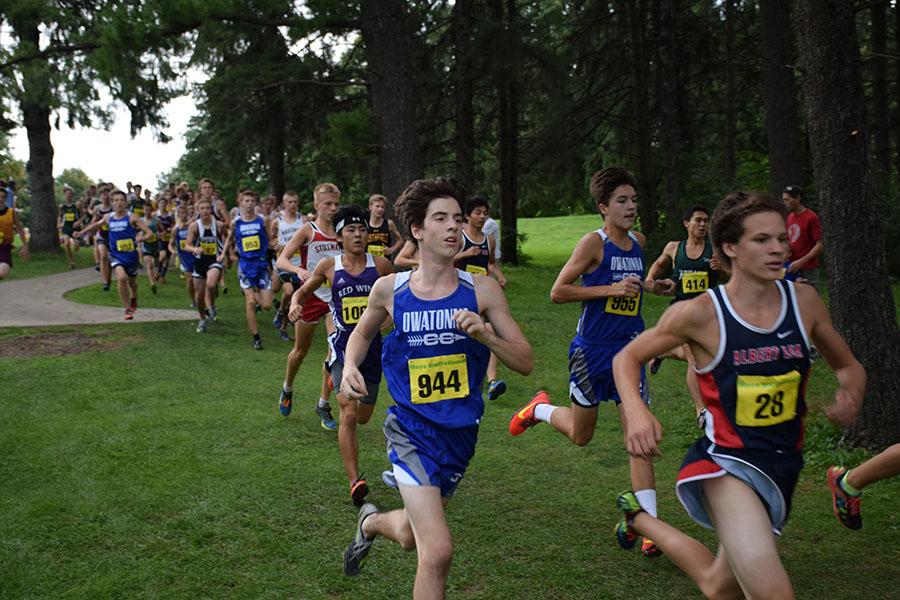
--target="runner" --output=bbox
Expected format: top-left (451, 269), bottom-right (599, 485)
top-left (139, 201), bottom-right (160, 294)
top-left (129, 184), bottom-right (144, 218)
top-left (199, 178), bottom-right (231, 295)
top-left (366, 193), bottom-right (403, 259)
top-left (828, 443), bottom-right (900, 531)
top-left (219, 190), bottom-right (274, 350)
top-left (0, 188), bottom-right (29, 279)
top-left (271, 190), bottom-right (305, 342)
top-left (77, 190), bottom-right (154, 319)
top-left (454, 195), bottom-right (509, 401)
top-left (611, 190), bottom-right (863, 599)
top-left (58, 187), bottom-right (81, 269)
top-left (168, 203), bottom-right (197, 308)
top-left (156, 195), bottom-right (174, 283)
top-left (184, 197), bottom-right (227, 332)
top-left (508, 166), bottom-right (671, 558)
top-left (275, 183), bottom-right (341, 430)
top-left (782, 185), bottom-right (823, 290)
top-left (289, 205), bottom-right (393, 505)
top-left (339, 178), bottom-right (533, 599)
top-left (644, 205), bottom-right (725, 420)
top-left (91, 188), bottom-right (114, 291)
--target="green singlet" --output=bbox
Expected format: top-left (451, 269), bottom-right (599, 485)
top-left (672, 239), bottom-right (717, 302)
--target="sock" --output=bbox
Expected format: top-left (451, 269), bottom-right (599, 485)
top-left (840, 469), bottom-right (862, 495)
top-left (318, 397), bottom-right (328, 408)
top-left (635, 489), bottom-right (658, 518)
top-left (534, 403), bottom-right (557, 423)
top-left (283, 383), bottom-right (292, 393)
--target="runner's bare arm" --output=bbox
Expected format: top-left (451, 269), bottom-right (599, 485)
top-left (217, 228), bottom-right (235, 264)
top-left (386, 220), bottom-right (404, 255)
top-left (76, 214), bottom-right (106, 237)
top-left (394, 240), bottom-right (419, 269)
top-left (487, 237), bottom-right (507, 288)
top-left (550, 232), bottom-right (641, 303)
top-left (183, 222), bottom-right (202, 255)
top-left (288, 258), bottom-right (332, 321)
top-left (14, 211), bottom-right (29, 258)
top-left (374, 255), bottom-right (395, 276)
top-left (341, 275), bottom-right (394, 399)
top-left (464, 276), bottom-right (533, 375)
top-left (645, 240), bottom-right (677, 283)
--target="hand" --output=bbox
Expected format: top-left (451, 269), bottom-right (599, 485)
top-left (216, 254), bottom-right (225, 264)
top-left (786, 260), bottom-right (802, 274)
top-left (622, 406), bottom-right (663, 459)
top-left (496, 274), bottom-right (507, 288)
top-left (296, 268), bottom-right (311, 283)
top-left (454, 308), bottom-right (489, 344)
top-left (824, 389), bottom-right (859, 427)
top-left (612, 276), bottom-right (642, 298)
top-left (645, 277), bottom-right (675, 295)
top-left (709, 256), bottom-right (723, 271)
top-left (464, 246), bottom-right (480, 258)
top-left (18, 245), bottom-right (29, 259)
top-left (288, 302), bottom-right (303, 323)
top-left (340, 366), bottom-right (368, 400)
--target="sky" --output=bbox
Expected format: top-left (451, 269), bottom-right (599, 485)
top-left (9, 94), bottom-right (197, 191)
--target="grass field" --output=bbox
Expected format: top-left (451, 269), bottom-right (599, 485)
top-left (2, 216), bottom-right (898, 599)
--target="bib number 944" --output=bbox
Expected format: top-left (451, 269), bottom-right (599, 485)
top-left (409, 353), bottom-right (469, 404)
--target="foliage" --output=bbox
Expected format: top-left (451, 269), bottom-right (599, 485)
top-left (54, 167), bottom-right (93, 203)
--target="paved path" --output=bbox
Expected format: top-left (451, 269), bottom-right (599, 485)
top-left (0, 268), bottom-right (197, 327)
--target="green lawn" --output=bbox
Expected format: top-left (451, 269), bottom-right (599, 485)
top-left (1, 216), bottom-right (897, 599)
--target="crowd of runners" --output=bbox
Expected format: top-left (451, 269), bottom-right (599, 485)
top-left (2, 170), bottom-right (896, 599)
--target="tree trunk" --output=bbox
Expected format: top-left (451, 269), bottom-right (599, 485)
top-left (758, 0), bottom-right (804, 193)
top-left (360, 0), bottom-right (421, 204)
top-left (625, 0), bottom-right (657, 234)
top-left (492, 0), bottom-right (520, 265)
top-left (15, 20), bottom-right (57, 252)
top-left (895, 3), bottom-right (900, 180)
top-left (723, 0), bottom-right (737, 185)
top-left (453, 0), bottom-right (475, 193)
top-left (263, 98), bottom-right (286, 201)
top-left (655, 0), bottom-right (682, 226)
top-left (793, 0), bottom-right (900, 448)
top-left (870, 1), bottom-right (891, 194)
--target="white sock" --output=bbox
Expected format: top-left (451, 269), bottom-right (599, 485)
top-left (282, 383), bottom-right (292, 393)
top-left (635, 489), bottom-right (658, 518)
top-left (318, 397), bottom-right (328, 408)
top-left (534, 403), bottom-right (557, 423)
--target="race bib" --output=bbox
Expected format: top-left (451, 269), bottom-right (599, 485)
top-left (735, 370), bottom-right (800, 427)
top-left (606, 292), bottom-right (640, 316)
top-left (466, 264), bottom-right (488, 276)
top-left (179, 240), bottom-right (187, 250)
top-left (681, 271), bottom-right (708, 294)
top-left (367, 244), bottom-right (384, 257)
top-left (341, 296), bottom-right (368, 325)
top-left (409, 353), bottom-right (469, 404)
top-left (201, 241), bottom-right (217, 256)
top-left (241, 235), bottom-right (260, 252)
top-left (65, 213), bottom-right (75, 222)
top-left (0, 231), bottom-right (5, 244)
top-left (116, 239), bottom-right (135, 252)
top-left (146, 233), bottom-right (157, 243)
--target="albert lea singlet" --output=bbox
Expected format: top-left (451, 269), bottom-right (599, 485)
top-left (695, 280), bottom-right (811, 451)
top-left (330, 254), bottom-right (382, 371)
top-left (108, 214), bottom-right (138, 265)
top-left (576, 229), bottom-right (644, 342)
top-left (673, 239), bottom-right (718, 301)
top-left (454, 230), bottom-right (490, 276)
top-left (382, 270), bottom-right (491, 428)
top-left (301, 222), bottom-right (340, 302)
top-left (366, 219), bottom-right (390, 257)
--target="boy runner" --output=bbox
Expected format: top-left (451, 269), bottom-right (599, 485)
top-left (78, 190), bottom-right (154, 319)
top-left (184, 197), bottom-right (227, 332)
top-left (782, 185), bottom-right (823, 290)
top-left (156, 196), bottom-right (174, 283)
top-left (612, 191), bottom-right (863, 599)
top-left (289, 205), bottom-right (393, 505)
top-left (139, 201), bottom-right (160, 294)
top-left (58, 187), bottom-right (80, 269)
top-left (365, 193), bottom-right (403, 259)
top-left (92, 189), bottom-right (114, 290)
top-left (340, 178), bottom-right (533, 599)
top-left (219, 190), bottom-right (274, 350)
top-left (275, 183), bottom-right (341, 430)
top-left (828, 443), bottom-right (900, 531)
top-left (271, 191), bottom-right (305, 342)
top-left (508, 166), bottom-right (671, 557)
top-left (454, 195), bottom-right (509, 401)
top-left (168, 203), bottom-right (196, 308)
top-left (0, 188), bottom-right (29, 279)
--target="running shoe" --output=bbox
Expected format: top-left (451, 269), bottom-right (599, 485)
top-left (253, 338), bottom-right (263, 351)
top-left (278, 328), bottom-right (290, 342)
top-left (487, 379), bottom-right (507, 401)
top-left (317, 403), bottom-right (337, 431)
top-left (649, 357), bottom-right (664, 375)
top-left (208, 305), bottom-right (219, 321)
top-left (343, 502), bottom-right (378, 576)
top-left (642, 537), bottom-right (662, 558)
top-left (196, 318), bottom-right (208, 333)
top-left (350, 476), bottom-right (369, 507)
top-left (509, 391), bottom-right (550, 436)
top-left (827, 466), bottom-right (862, 530)
top-left (94, 264), bottom-right (100, 272)
top-left (102, 282), bottom-right (110, 291)
top-left (614, 491), bottom-right (644, 550)
top-left (273, 311), bottom-right (283, 330)
top-left (150, 283), bottom-right (157, 294)
top-left (124, 307), bottom-right (135, 321)
top-left (279, 388), bottom-right (293, 417)
top-left (69, 262), bottom-right (77, 269)
top-left (381, 469), bottom-right (398, 490)
top-left (255, 303), bottom-right (261, 314)
top-left (222, 284), bottom-right (228, 295)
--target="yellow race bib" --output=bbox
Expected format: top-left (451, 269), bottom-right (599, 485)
top-left (65, 213), bottom-right (75, 222)
top-left (179, 240), bottom-right (187, 250)
top-left (466, 264), bottom-right (488, 276)
top-left (146, 232), bottom-right (157, 243)
top-left (341, 296), bottom-right (368, 324)
top-left (681, 271), bottom-right (708, 294)
top-left (116, 239), bottom-right (135, 252)
top-left (201, 241), bottom-right (217, 256)
top-left (409, 353), bottom-right (469, 404)
top-left (367, 244), bottom-right (384, 257)
top-left (606, 292), bottom-right (640, 316)
top-left (735, 370), bottom-right (800, 427)
top-left (241, 235), bottom-right (260, 252)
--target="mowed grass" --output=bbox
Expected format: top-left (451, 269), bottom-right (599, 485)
top-left (1, 216), bottom-right (898, 599)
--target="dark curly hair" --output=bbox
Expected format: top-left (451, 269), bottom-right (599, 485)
top-left (711, 191), bottom-right (787, 267)
top-left (394, 177), bottom-right (467, 244)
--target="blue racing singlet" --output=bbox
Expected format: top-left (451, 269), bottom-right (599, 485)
top-left (576, 229), bottom-right (645, 343)
top-left (330, 253), bottom-right (382, 372)
top-left (175, 224), bottom-right (195, 271)
top-left (233, 215), bottom-right (268, 264)
top-left (383, 270), bottom-right (491, 428)
top-left (695, 280), bottom-right (811, 451)
top-left (107, 214), bottom-right (138, 265)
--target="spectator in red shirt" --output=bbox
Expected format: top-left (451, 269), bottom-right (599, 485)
top-left (783, 185), bottom-right (823, 290)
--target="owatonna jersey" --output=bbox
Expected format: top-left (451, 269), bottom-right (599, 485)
top-left (329, 254), bottom-right (382, 374)
top-left (300, 222), bottom-right (340, 302)
top-left (695, 280), bottom-right (811, 451)
top-left (233, 215), bottom-right (269, 264)
top-left (575, 229), bottom-right (644, 343)
top-left (382, 270), bottom-right (491, 428)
